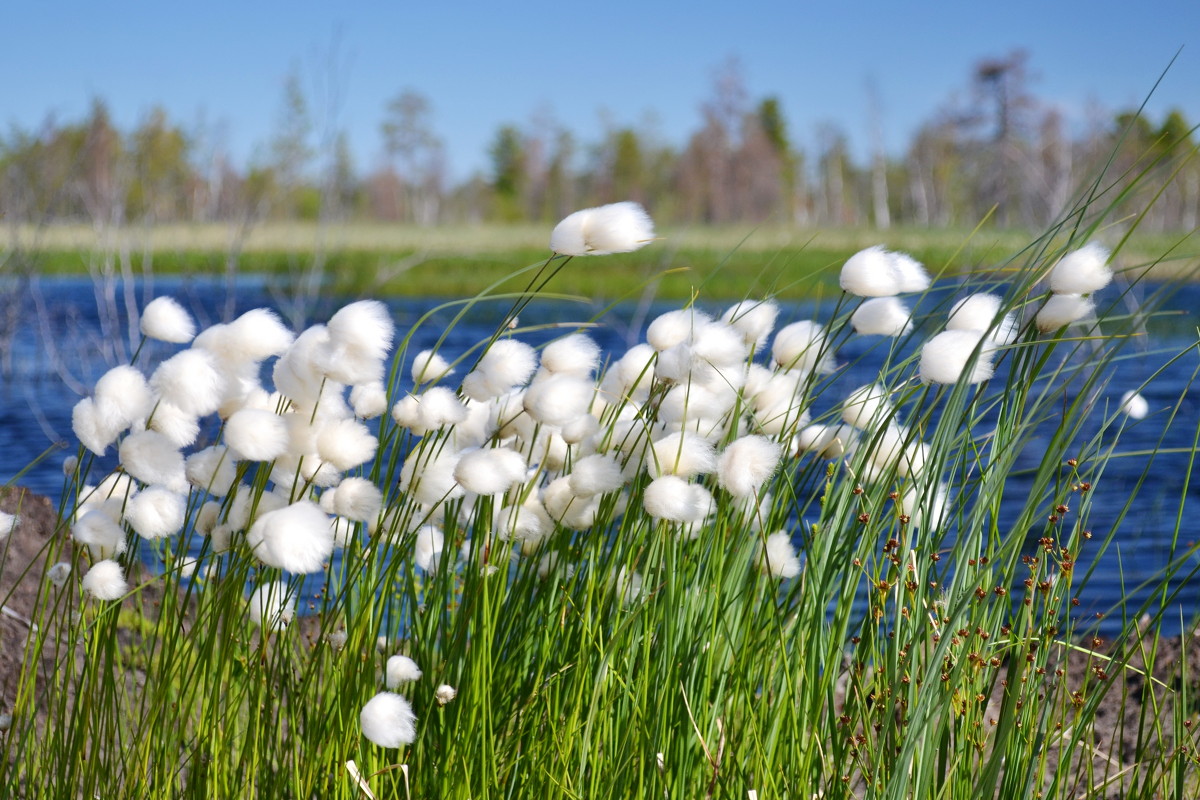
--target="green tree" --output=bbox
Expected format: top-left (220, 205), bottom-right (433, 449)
top-left (489, 124), bottom-right (525, 221)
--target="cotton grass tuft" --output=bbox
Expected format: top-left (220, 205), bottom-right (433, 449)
top-left (385, 655), bottom-right (423, 688)
top-left (550, 201), bottom-right (655, 256)
top-left (82, 559), bottom-right (127, 601)
top-left (1049, 242), bottom-right (1112, 294)
top-left (246, 501), bottom-right (334, 573)
top-left (140, 296), bottom-right (196, 343)
top-left (248, 581), bottom-right (295, 631)
top-left (919, 330), bottom-right (996, 385)
top-left (360, 692), bottom-right (418, 748)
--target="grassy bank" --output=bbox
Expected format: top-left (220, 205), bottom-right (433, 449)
top-left (7, 222), bottom-right (1195, 299)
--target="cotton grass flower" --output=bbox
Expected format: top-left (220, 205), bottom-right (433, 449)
top-left (647, 432), bottom-right (716, 479)
top-left (462, 339), bottom-right (538, 400)
top-left (145, 402), bottom-right (201, 448)
top-left (316, 419), bottom-right (378, 472)
top-left (140, 296), bottom-right (196, 343)
top-left (349, 382), bottom-right (388, 419)
top-left (716, 435), bottom-right (782, 498)
top-left (411, 349), bottom-right (454, 384)
top-left (850, 297), bottom-right (912, 337)
top-left (47, 561), bottom-right (72, 587)
top-left (185, 445), bottom-right (239, 497)
top-left (721, 299), bottom-right (779, 349)
top-left (946, 293), bottom-right (1020, 345)
top-left (151, 349), bottom-right (227, 417)
top-left (248, 581), bottom-right (295, 631)
top-left (399, 447), bottom-right (463, 506)
top-left (772, 321), bottom-right (835, 374)
top-left (567, 454), bottom-right (625, 497)
top-left (119, 430), bottom-right (187, 492)
top-left (523, 373), bottom-right (593, 426)
top-left (246, 501), bottom-right (334, 573)
top-left (194, 308), bottom-right (294, 365)
top-left (224, 409), bottom-right (290, 462)
top-left (1049, 242), bottom-right (1112, 294)
top-left (360, 692), bottom-right (418, 748)
top-left (1119, 390), bottom-right (1149, 419)
top-left (124, 487), bottom-right (186, 540)
top-left (412, 525), bottom-right (445, 571)
top-left (385, 655), bottom-right (423, 689)
top-left (434, 684), bottom-right (458, 705)
top-left (329, 477), bottom-right (383, 522)
top-left (646, 309), bottom-right (710, 352)
top-left (453, 447), bottom-right (526, 495)
top-left (82, 559), bottom-right (127, 601)
top-left (540, 333), bottom-right (601, 377)
top-left (841, 383), bottom-right (893, 430)
top-left (550, 201), bottom-right (655, 256)
top-left (642, 475), bottom-right (713, 523)
top-left (72, 398), bottom-right (124, 456)
top-left (319, 300), bottom-right (395, 386)
top-left (919, 330), bottom-right (996, 385)
top-left (1036, 293), bottom-right (1095, 331)
top-left (756, 531), bottom-right (801, 578)
top-left (839, 246), bottom-right (929, 297)
top-left (73, 509), bottom-right (126, 559)
top-left (94, 365), bottom-right (155, 429)
top-left (0, 512), bottom-right (16, 541)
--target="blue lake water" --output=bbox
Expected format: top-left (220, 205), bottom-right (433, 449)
top-left (1, 273), bottom-right (1197, 635)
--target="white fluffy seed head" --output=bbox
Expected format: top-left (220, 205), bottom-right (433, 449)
top-left (642, 475), bottom-right (712, 523)
top-left (412, 350), bottom-right (454, 384)
top-left (225, 409), bottom-right (290, 462)
top-left (124, 487), bottom-right (185, 540)
top-left (94, 365), bottom-right (155, 428)
top-left (320, 300), bottom-right (395, 385)
top-left (756, 531), bottom-right (800, 578)
top-left (1036, 293), bottom-right (1095, 331)
top-left (542, 476), bottom-right (601, 530)
top-left (947, 293), bottom-right (1020, 345)
top-left (717, 435), bottom-right (782, 498)
top-left (646, 309), bottom-right (710, 352)
top-left (195, 309), bottom-right (294, 365)
top-left (350, 382), bottom-right (388, 419)
top-left (47, 561), bottom-right (72, 587)
top-left (316, 418), bottom-right (378, 472)
top-left (331, 477), bottom-right (383, 522)
top-left (73, 508), bottom-right (126, 559)
top-left (72, 397), bottom-right (123, 456)
top-left (493, 502), bottom-right (552, 544)
top-left (399, 446), bottom-right (464, 506)
top-left (360, 692), bottom-right (418, 748)
top-left (82, 559), bottom-right (127, 601)
top-left (462, 339), bottom-right (538, 400)
top-left (839, 246), bottom-right (901, 296)
top-left (1119, 390), bottom-right (1149, 420)
top-left (246, 501), bottom-right (334, 573)
top-left (385, 655), bottom-right (423, 688)
top-left (189, 452), bottom-right (232, 500)
top-left (435, 684), bottom-right (457, 705)
top-left (140, 296), bottom-right (195, 343)
top-left (919, 330), bottom-right (996, 385)
top-left (1049, 242), bottom-right (1112, 295)
top-left (541, 333), bottom-right (601, 377)
top-left (146, 402), bottom-right (201, 448)
top-left (119, 430), bottom-right (187, 492)
top-left (647, 432), bottom-right (717, 479)
top-left (454, 447), bottom-right (526, 495)
top-left (794, 423), bottom-right (855, 459)
top-left (772, 321), bottom-right (834, 374)
top-left (413, 524), bottom-right (445, 571)
top-left (273, 326), bottom-right (331, 406)
top-left (721, 299), bottom-right (779, 349)
top-left (850, 297), bottom-right (912, 337)
top-left (568, 453), bottom-right (625, 497)
top-left (248, 581), bottom-right (295, 631)
top-left (890, 251), bottom-right (931, 293)
top-left (523, 374), bottom-right (593, 426)
top-left (0, 512), bottom-right (15, 542)
top-left (151, 348), bottom-right (227, 417)
top-left (841, 384), bottom-right (893, 430)
top-left (550, 201), bottom-right (655, 256)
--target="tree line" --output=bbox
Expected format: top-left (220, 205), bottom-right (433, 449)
top-left (1, 52), bottom-right (1196, 233)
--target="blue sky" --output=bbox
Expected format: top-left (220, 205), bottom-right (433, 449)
top-left (5, 1), bottom-right (1198, 180)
